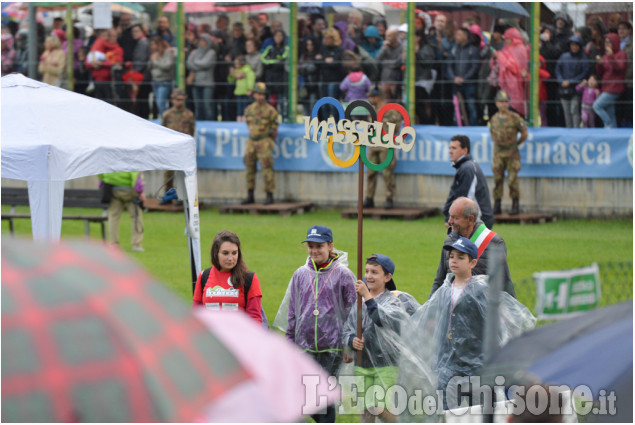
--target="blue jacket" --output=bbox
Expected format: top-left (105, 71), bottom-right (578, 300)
top-left (362, 25), bottom-right (383, 58)
top-left (447, 41), bottom-right (481, 82)
top-left (555, 50), bottom-right (589, 84)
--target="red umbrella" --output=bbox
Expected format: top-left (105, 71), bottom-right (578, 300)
top-left (1, 238), bottom-right (251, 422)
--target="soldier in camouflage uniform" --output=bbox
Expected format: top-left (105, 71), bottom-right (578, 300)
top-left (161, 89), bottom-right (195, 194)
top-left (489, 90), bottom-right (528, 215)
top-left (242, 82), bottom-right (279, 205)
top-left (363, 108), bottom-right (402, 210)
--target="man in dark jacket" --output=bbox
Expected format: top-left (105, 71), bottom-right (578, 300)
top-left (447, 27), bottom-right (481, 126)
top-left (552, 12), bottom-right (573, 56)
top-left (431, 197), bottom-right (515, 298)
top-left (443, 135), bottom-right (494, 229)
top-left (555, 35), bottom-right (589, 129)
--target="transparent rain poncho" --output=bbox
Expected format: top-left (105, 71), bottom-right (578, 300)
top-left (396, 274), bottom-right (536, 421)
top-left (274, 250), bottom-right (357, 353)
top-left (337, 289), bottom-right (420, 417)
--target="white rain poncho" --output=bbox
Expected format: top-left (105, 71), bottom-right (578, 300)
top-left (337, 290), bottom-right (419, 416)
top-left (391, 290), bottom-right (421, 316)
top-left (273, 250), bottom-right (357, 354)
top-left (397, 274), bottom-right (536, 420)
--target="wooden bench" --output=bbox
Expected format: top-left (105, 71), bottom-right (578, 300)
top-left (2, 187), bottom-right (108, 241)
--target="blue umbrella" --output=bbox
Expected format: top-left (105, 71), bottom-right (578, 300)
top-left (481, 301), bottom-right (633, 422)
top-left (293, 2), bottom-right (384, 16)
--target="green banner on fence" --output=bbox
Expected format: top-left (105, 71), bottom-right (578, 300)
top-left (534, 263), bottom-right (601, 320)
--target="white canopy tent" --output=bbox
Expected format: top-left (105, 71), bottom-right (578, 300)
top-left (1, 73), bottom-right (202, 282)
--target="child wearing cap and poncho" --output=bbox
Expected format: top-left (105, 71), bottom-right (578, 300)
top-left (274, 225), bottom-right (356, 423)
top-left (397, 237), bottom-right (536, 418)
top-left (340, 254), bottom-right (412, 422)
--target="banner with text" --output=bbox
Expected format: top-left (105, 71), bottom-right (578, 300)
top-left (534, 263), bottom-right (602, 320)
top-left (194, 122), bottom-right (633, 178)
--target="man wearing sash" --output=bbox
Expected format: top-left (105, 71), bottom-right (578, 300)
top-left (430, 197), bottom-right (515, 298)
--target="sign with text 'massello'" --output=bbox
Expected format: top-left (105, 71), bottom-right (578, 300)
top-left (302, 98), bottom-right (416, 171)
top-left (534, 263), bottom-right (601, 320)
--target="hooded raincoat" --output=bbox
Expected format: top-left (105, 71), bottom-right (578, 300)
top-left (597, 33), bottom-right (627, 95)
top-left (341, 290), bottom-right (409, 369)
top-left (362, 25), bottom-right (383, 59)
top-left (274, 250), bottom-right (357, 353)
top-left (186, 33), bottom-right (217, 87)
top-left (397, 274), bottom-right (536, 417)
top-left (496, 28), bottom-right (529, 116)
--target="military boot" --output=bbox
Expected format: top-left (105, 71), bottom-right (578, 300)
top-left (385, 197), bottom-right (394, 210)
top-left (509, 198), bottom-right (519, 215)
top-left (363, 197), bottom-right (374, 208)
top-left (493, 199), bottom-right (502, 215)
top-left (241, 190), bottom-right (255, 205)
top-left (264, 192), bottom-right (274, 205)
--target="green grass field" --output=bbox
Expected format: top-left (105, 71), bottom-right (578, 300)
top-left (3, 205), bottom-right (632, 322)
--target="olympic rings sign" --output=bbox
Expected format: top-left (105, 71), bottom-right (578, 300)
top-left (304, 97), bottom-right (416, 171)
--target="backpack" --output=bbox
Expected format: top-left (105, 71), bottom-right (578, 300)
top-left (199, 268), bottom-right (269, 328)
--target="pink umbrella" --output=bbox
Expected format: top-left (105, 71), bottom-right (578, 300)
top-left (163, 2), bottom-right (281, 13)
top-left (194, 309), bottom-right (339, 422)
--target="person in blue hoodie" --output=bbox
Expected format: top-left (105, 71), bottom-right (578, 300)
top-left (362, 25), bottom-right (383, 59)
top-left (555, 35), bottom-right (589, 128)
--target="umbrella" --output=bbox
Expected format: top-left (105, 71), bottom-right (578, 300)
top-left (1, 2), bottom-right (26, 19)
top-left (480, 301), bottom-right (633, 422)
top-left (1, 238), bottom-right (251, 422)
top-left (81, 3), bottom-right (144, 16)
top-left (162, 2), bottom-right (282, 14)
top-left (1, 238), bottom-right (338, 422)
top-left (415, 2), bottom-right (529, 19)
top-left (195, 309), bottom-right (339, 421)
top-left (296, 2), bottom-right (385, 16)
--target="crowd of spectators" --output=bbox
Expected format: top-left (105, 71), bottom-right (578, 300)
top-left (1, 9), bottom-right (632, 128)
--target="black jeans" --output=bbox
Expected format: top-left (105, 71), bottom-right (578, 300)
top-left (308, 351), bottom-right (342, 423)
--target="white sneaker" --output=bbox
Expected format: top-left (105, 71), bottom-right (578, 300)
top-left (132, 246), bottom-right (145, 252)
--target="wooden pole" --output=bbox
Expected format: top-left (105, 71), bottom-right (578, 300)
top-left (356, 157), bottom-right (364, 365)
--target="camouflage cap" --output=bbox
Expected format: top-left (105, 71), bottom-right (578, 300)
top-left (171, 88), bottom-right (187, 98)
top-left (382, 109), bottom-right (403, 126)
top-left (495, 90), bottom-right (511, 102)
top-left (252, 82), bottom-right (268, 94)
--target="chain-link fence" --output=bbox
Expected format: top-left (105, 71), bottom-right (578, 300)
top-left (514, 261), bottom-right (633, 323)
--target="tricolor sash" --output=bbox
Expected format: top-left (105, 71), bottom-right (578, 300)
top-left (470, 224), bottom-right (497, 259)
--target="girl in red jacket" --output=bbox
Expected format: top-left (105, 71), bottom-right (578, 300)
top-left (593, 33), bottom-right (627, 128)
top-left (538, 55), bottom-right (551, 126)
top-left (86, 28), bottom-right (123, 103)
top-left (193, 230), bottom-right (263, 323)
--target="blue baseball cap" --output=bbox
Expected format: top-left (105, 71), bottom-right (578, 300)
top-left (303, 225), bottom-right (333, 243)
top-left (367, 254), bottom-right (396, 290)
top-left (444, 236), bottom-right (478, 260)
